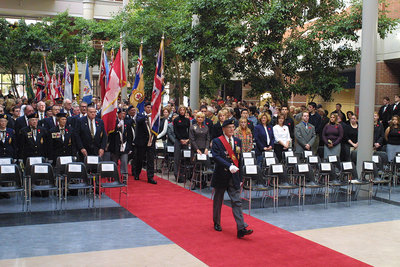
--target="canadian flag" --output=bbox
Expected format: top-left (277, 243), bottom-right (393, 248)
top-left (101, 49), bottom-right (126, 134)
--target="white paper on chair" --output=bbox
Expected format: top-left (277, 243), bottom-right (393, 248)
top-left (304, 151), bottom-right (313, 157)
top-left (183, 150), bottom-right (191, 158)
top-left (197, 154), bottom-right (207, 161)
top-left (309, 156), bottom-right (318, 163)
top-left (102, 164), bottom-right (114, 172)
top-left (285, 151), bottom-right (294, 158)
top-left (0, 158), bottom-right (11, 164)
top-left (208, 152), bottom-right (213, 158)
top-left (87, 156), bottom-right (99, 164)
top-left (60, 156), bottom-right (73, 165)
top-left (288, 157), bottom-right (297, 164)
top-left (243, 152), bottom-right (252, 158)
top-left (244, 158), bottom-right (254, 165)
top-left (328, 156), bottom-right (337, 162)
top-left (156, 141), bottom-right (164, 149)
top-left (1, 165), bottom-right (15, 174)
top-left (396, 156), bottom-right (400, 163)
top-left (372, 155), bottom-right (379, 163)
top-left (264, 151), bottom-right (274, 158)
top-left (265, 158), bottom-right (276, 166)
top-left (29, 157), bottom-right (42, 164)
top-left (34, 165), bottom-right (48, 173)
top-left (246, 165), bottom-right (257, 174)
top-left (343, 162), bottom-right (352, 170)
top-left (272, 165), bottom-right (284, 173)
top-left (167, 146), bottom-right (174, 153)
top-left (321, 163), bottom-right (331, 171)
top-left (298, 164), bottom-right (309, 173)
top-left (68, 164), bottom-right (82, 172)
top-left (364, 162), bottom-right (374, 170)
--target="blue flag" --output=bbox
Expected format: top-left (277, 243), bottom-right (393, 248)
top-left (82, 58), bottom-right (93, 104)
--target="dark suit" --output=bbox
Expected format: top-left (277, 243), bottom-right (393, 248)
top-left (48, 126), bottom-right (77, 162)
top-left (19, 126), bottom-right (49, 161)
top-left (254, 124), bottom-right (275, 158)
top-left (134, 113), bottom-right (156, 180)
top-left (0, 128), bottom-right (16, 158)
top-left (392, 103), bottom-right (400, 117)
top-left (378, 104), bottom-right (391, 129)
top-left (374, 122), bottom-right (385, 148)
top-left (75, 116), bottom-right (107, 158)
top-left (42, 116), bottom-right (57, 130)
top-left (211, 136), bottom-right (247, 231)
top-left (14, 116), bottom-right (28, 136)
top-left (60, 108), bottom-right (73, 117)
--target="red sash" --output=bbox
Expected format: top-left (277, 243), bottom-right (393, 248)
top-left (218, 136), bottom-right (239, 167)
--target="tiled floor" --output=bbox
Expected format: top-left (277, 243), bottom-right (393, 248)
top-left (1, 173), bottom-right (400, 266)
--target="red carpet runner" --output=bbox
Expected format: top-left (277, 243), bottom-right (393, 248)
top-left (107, 173), bottom-right (369, 266)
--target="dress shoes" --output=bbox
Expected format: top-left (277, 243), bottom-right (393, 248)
top-left (214, 223), bottom-right (222, 231)
top-left (148, 178), bottom-right (157, 184)
top-left (237, 228), bottom-right (253, 238)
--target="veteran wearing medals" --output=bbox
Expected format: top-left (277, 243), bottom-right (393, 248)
top-left (0, 114), bottom-right (16, 159)
top-left (48, 113), bottom-right (76, 163)
top-left (19, 113), bottom-right (49, 162)
top-left (211, 119), bottom-right (253, 238)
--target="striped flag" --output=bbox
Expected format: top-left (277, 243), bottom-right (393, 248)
top-left (82, 58), bottom-right (93, 104)
top-left (129, 43), bottom-right (145, 113)
top-left (35, 65), bottom-right (46, 101)
top-left (101, 49), bottom-right (126, 134)
top-left (99, 48), bottom-right (109, 103)
top-left (64, 58), bottom-right (72, 100)
top-left (150, 37), bottom-right (164, 136)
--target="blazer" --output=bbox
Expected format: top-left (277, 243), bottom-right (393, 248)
top-left (294, 122), bottom-right (316, 153)
top-left (392, 103), bottom-right (400, 117)
top-left (134, 113), bottom-right (156, 147)
top-left (108, 119), bottom-right (133, 154)
top-left (48, 126), bottom-right (77, 161)
top-left (19, 126), bottom-right (49, 161)
top-left (14, 116), bottom-right (28, 135)
top-left (76, 116), bottom-right (107, 155)
top-left (167, 122), bottom-right (176, 146)
top-left (378, 104), bottom-right (391, 129)
top-left (211, 136), bottom-right (243, 190)
top-left (0, 128), bottom-right (16, 158)
top-left (254, 124), bottom-right (275, 156)
top-left (373, 122), bottom-right (385, 146)
top-left (42, 116), bottom-right (57, 130)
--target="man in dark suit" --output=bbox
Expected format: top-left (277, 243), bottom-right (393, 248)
top-left (378, 96), bottom-right (391, 130)
top-left (211, 119), bottom-right (253, 238)
top-left (42, 105), bottom-right (61, 130)
top-left (391, 95), bottom-right (400, 117)
top-left (75, 105), bottom-right (107, 160)
top-left (60, 99), bottom-right (73, 117)
top-left (14, 105), bottom-right (34, 136)
top-left (294, 111), bottom-right (316, 154)
top-left (19, 113), bottom-right (49, 162)
top-left (70, 101), bottom-right (88, 129)
top-left (0, 114), bottom-right (16, 158)
top-left (108, 108), bottom-right (134, 182)
top-left (48, 113), bottom-right (77, 163)
top-left (134, 102), bottom-right (157, 184)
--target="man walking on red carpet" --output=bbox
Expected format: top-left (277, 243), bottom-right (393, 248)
top-left (211, 119), bottom-right (253, 238)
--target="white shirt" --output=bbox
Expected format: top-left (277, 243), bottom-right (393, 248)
top-left (223, 134), bottom-right (234, 150)
top-left (263, 125), bottom-right (270, 145)
top-left (273, 124), bottom-right (291, 144)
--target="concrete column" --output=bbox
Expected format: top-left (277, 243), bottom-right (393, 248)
top-left (190, 14), bottom-right (200, 110)
top-left (82, 0), bottom-right (95, 20)
top-left (356, 0), bottom-right (379, 175)
top-left (121, 0), bottom-right (129, 101)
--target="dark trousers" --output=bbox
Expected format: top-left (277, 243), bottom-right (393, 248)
top-left (135, 145), bottom-right (155, 180)
top-left (274, 143), bottom-right (288, 162)
top-left (213, 178), bottom-right (247, 231)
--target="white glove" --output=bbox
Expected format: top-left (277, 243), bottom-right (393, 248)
top-left (229, 165), bottom-right (239, 174)
top-left (118, 120), bottom-right (124, 128)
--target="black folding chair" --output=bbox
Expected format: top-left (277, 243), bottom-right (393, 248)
top-left (0, 164), bottom-right (25, 211)
top-left (97, 161), bottom-right (127, 205)
top-left (318, 162), bottom-right (333, 209)
top-left (28, 163), bottom-right (59, 211)
top-left (242, 151), bottom-right (256, 158)
top-left (241, 164), bottom-right (262, 215)
top-left (63, 162), bottom-right (94, 209)
top-left (177, 149), bottom-right (192, 184)
top-left (188, 153), bottom-right (211, 192)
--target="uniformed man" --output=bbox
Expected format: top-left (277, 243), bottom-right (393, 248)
top-left (0, 114), bottom-right (16, 159)
top-left (48, 113), bottom-right (76, 163)
top-left (75, 105), bottom-right (107, 160)
top-left (134, 102), bottom-right (157, 184)
top-left (108, 108), bottom-right (134, 182)
top-left (211, 119), bottom-right (253, 238)
top-left (19, 113), bottom-right (49, 162)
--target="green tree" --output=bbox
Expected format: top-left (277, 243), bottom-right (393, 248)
top-left (185, 0), bottom-right (399, 104)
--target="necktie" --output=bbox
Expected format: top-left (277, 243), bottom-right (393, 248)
top-left (40, 113), bottom-right (43, 120)
top-left (1, 130), bottom-right (5, 141)
top-left (60, 128), bottom-right (65, 141)
top-left (90, 120), bottom-right (95, 139)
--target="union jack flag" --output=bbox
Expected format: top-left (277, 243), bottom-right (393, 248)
top-left (35, 70), bottom-right (46, 101)
top-left (150, 37), bottom-right (164, 135)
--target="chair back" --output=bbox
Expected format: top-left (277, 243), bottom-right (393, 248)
top-left (327, 155), bottom-right (339, 163)
top-left (182, 149), bottom-right (191, 159)
top-left (283, 151), bottom-right (294, 162)
top-left (243, 165), bottom-right (260, 178)
top-left (303, 150), bottom-right (313, 159)
top-left (56, 156), bottom-right (75, 175)
top-left (0, 158), bottom-right (12, 165)
top-left (25, 157), bottom-right (45, 176)
top-left (362, 161), bottom-right (375, 173)
top-left (30, 163), bottom-right (56, 186)
top-left (167, 145), bottom-right (175, 154)
top-left (84, 156), bottom-right (101, 174)
top-left (243, 157), bottom-right (256, 166)
top-left (286, 156), bottom-right (298, 165)
top-left (242, 151), bottom-right (255, 158)
top-left (296, 163), bottom-right (310, 174)
top-left (264, 157), bottom-right (278, 167)
top-left (318, 162), bottom-right (332, 173)
top-left (263, 151), bottom-right (276, 158)
top-left (98, 161), bottom-right (121, 182)
top-left (307, 155), bottom-right (320, 165)
top-left (0, 164), bottom-right (23, 188)
top-left (65, 162), bottom-right (89, 183)
top-left (269, 164), bottom-right (284, 175)
top-left (341, 161), bottom-right (354, 174)
top-left (195, 153), bottom-right (208, 162)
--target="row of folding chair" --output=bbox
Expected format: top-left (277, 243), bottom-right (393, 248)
top-left (0, 156), bottom-right (127, 212)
